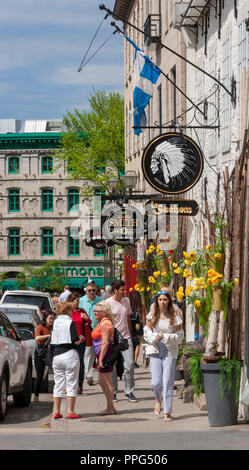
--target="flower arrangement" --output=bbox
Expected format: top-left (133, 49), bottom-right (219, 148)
top-left (130, 243), bottom-right (176, 306)
top-left (174, 246), bottom-right (238, 331)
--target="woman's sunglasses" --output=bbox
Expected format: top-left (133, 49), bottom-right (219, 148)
top-left (156, 290), bottom-right (168, 296)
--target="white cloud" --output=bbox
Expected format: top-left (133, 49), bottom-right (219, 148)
top-left (43, 64), bottom-right (124, 87)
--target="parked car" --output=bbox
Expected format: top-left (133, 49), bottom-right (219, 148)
top-left (0, 290), bottom-right (54, 316)
top-left (0, 310), bottom-right (33, 421)
top-left (0, 303), bottom-right (43, 322)
top-left (1, 307), bottom-right (41, 379)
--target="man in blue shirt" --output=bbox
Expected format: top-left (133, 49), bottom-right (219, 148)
top-left (79, 281), bottom-right (102, 385)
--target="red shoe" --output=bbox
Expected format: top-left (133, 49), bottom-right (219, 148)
top-left (68, 413), bottom-right (81, 419)
top-left (53, 413), bottom-right (63, 419)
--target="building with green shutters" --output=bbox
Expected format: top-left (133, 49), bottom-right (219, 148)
top-left (0, 119), bottom-right (109, 291)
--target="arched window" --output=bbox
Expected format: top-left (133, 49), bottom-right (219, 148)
top-left (42, 228), bottom-right (53, 256)
top-left (41, 188), bottom-right (53, 212)
top-left (67, 188), bottom-right (79, 211)
top-left (8, 228), bottom-right (20, 255)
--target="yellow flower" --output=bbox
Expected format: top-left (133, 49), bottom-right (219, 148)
top-left (172, 263), bottom-right (178, 268)
top-left (194, 278), bottom-right (202, 286)
top-left (153, 290), bottom-right (157, 294)
top-left (207, 278), bottom-right (213, 285)
top-left (178, 286), bottom-right (184, 292)
top-left (156, 244), bottom-right (161, 252)
top-left (194, 286), bottom-right (200, 292)
top-left (234, 278), bottom-right (239, 285)
top-left (208, 269), bottom-right (216, 277)
top-left (161, 271), bottom-right (166, 276)
top-left (158, 251), bottom-right (163, 256)
top-left (214, 253), bottom-right (222, 260)
top-left (184, 259), bottom-right (191, 266)
top-left (149, 245), bottom-right (155, 252)
top-left (206, 245), bottom-right (211, 251)
top-left (174, 267), bottom-right (182, 274)
top-left (194, 300), bottom-right (201, 308)
top-left (188, 276), bottom-right (193, 281)
top-left (129, 287), bottom-right (133, 292)
top-left (189, 251), bottom-right (197, 261)
top-left (146, 286), bottom-right (151, 291)
top-left (148, 276), bottom-right (156, 284)
top-left (211, 276), bottom-right (219, 284)
top-left (132, 264), bottom-right (136, 268)
top-left (183, 251), bottom-right (189, 259)
top-left (140, 287), bottom-right (145, 292)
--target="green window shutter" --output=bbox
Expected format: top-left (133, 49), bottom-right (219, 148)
top-left (94, 248), bottom-right (104, 257)
top-left (42, 228), bottom-right (53, 256)
top-left (42, 189), bottom-right (53, 211)
top-left (8, 189), bottom-right (20, 212)
top-left (68, 229), bottom-right (80, 256)
top-left (41, 156), bottom-right (53, 173)
top-left (67, 188), bottom-right (80, 211)
top-left (8, 157), bottom-right (20, 174)
top-left (8, 229), bottom-right (20, 255)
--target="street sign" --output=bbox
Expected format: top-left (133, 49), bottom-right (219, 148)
top-left (142, 132), bottom-right (204, 194)
top-left (147, 199), bottom-right (199, 216)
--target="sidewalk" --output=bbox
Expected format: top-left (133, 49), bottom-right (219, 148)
top-left (49, 362), bottom-right (213, 434)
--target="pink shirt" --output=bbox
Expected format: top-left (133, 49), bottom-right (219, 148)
top-left (106, 296), bottom-right (132, 340)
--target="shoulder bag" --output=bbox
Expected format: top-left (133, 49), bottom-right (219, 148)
top-left (102, 328), bottom-right (129, 369)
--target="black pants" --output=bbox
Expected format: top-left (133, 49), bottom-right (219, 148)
top-left (34, 348), bottom-right (46, 397)
top-left (76, 343), bottom-right (86, 388)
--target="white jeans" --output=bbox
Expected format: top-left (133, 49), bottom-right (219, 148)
top-left (84, 345), bottom-right (95, 379)
top-left (149, 343), bottom-right (176, 414)
top-left (53, 349), bottom-right (79, 398)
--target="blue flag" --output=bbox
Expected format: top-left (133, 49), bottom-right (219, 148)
top-left (125, 36), bottom-right (161, 135)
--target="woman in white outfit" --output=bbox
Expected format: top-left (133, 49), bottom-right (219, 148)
top-left (144, 290), bottom-right (184, 422)
top-left (51, 302), bottom-right (84, 419)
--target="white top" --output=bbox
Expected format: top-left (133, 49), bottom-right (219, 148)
top-left (146, 311), bottom-right (182, 334)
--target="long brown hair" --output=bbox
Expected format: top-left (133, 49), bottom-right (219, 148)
top-left (152, 291), bottom-right (175, 327)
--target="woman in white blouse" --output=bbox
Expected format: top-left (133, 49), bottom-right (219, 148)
top-left (144, 290), bottom-right (184, 422)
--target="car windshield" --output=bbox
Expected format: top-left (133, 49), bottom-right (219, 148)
top-left (0, 307), bottom-right (36, 315)
top-left (2, 295), bottom-right (50, 310)
top-left (13, 323), bottom-right (35, 335)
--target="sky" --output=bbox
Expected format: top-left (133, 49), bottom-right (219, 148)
top-left (0, 0), bottom-right (124, 122)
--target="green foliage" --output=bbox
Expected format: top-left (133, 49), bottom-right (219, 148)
top-left (0, 272), bottom-right (7, 288)
top-left (54, 90), bottom-right (125, 197)
top-left (187, 353), bottom-right (203, 397)
top-left (219, 358), bottom-right (241, 404)
top-left (17, 261), bottom-right (69, 293)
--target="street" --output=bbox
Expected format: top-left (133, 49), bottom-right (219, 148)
top-left (0, 362), bottom-right (249, 451)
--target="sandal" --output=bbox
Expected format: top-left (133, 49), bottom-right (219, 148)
top-left (97, 409), bottom-right (117, 416)
top-left (164, 414), bottom-right (172, 422)
top-left (53, 413), bottom-right (63, 419)
top-left (154, 402), bottom-right (161, 415)
top-left (33, 396), bottom-right (39, 402)
top-left (68, 413), bottom-right (81, 419)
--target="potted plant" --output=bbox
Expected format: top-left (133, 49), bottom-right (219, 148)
top-left (172, 217), bottom-right (241, 426)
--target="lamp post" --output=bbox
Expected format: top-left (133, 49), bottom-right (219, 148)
top-left (117, 248), bottom-right (124, 279)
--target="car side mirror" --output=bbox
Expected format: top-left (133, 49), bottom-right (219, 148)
top-left (19, 329), bottom-right (34, 341)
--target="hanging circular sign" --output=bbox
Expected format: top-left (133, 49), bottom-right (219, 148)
top-left (141, 132), bottom-right (204, 194)
top-left (102, 205), bottom-right (144, 246)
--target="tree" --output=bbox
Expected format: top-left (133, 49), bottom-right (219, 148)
top-left (55, 90), bottom-right (125, 197)
top-left (16, 261), bottom-right (69, 293)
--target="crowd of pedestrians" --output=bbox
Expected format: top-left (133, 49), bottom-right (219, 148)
top-left (34, 279), bottom-right (184, 422)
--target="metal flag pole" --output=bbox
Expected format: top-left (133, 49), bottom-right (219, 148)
top-left (99, 3), bottom-right (236, 103)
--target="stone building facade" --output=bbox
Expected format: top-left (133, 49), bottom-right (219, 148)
top-left (0, 120), bottom-right (108, 290)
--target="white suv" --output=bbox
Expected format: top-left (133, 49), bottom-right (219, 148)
top-left (0, 310), bottom-right (33, 421)
top-left (0, 290), bottom-right (54, 316)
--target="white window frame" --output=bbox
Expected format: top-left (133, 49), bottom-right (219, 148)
top-left (208, 53), bottom-right (216, 158)
top-left (221, 37), bottom-right (230, 154)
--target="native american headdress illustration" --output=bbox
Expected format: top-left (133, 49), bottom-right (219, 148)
top-left (150, 137), bottom-right (196, 187)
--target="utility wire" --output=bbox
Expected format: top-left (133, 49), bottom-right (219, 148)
top-left (78, 15), bottom-right (107, 72)
top-left (78, 32), bottom-right (115, 72)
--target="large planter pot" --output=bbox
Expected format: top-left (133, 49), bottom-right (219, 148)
top-left (211, 287), bottom-right (224, 310)
top-left (200, 362), bottom-right (239, 427)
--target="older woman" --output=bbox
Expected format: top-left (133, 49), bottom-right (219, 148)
top-left (67, 292), bottom-right (92, 394)
top-left (144, 289), bottom-right (184, 422)
top-left (92, 301), bottom-right (116, 416)
top-left (51, 302), bottom-right (84, 419)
